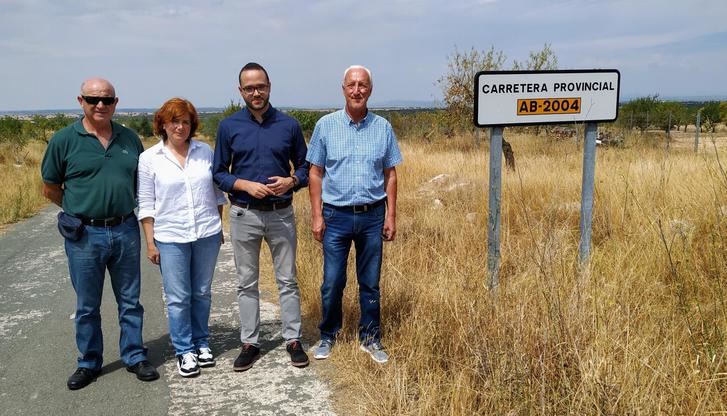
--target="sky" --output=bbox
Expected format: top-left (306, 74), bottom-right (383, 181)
top-left (1, 0), bottom-right (726, 111)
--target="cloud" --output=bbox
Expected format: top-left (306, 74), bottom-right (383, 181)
top-left (1, 0), bottom-right (726, 111)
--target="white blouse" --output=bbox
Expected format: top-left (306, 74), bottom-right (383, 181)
top-left (137, 139), bottom-right (226, 243)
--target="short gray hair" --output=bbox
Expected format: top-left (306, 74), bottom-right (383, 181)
top-left (342, 65), bottom-right (373, 87)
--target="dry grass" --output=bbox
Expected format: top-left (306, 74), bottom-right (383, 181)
top-left (291, 131), bottom-right (727, 415)
top-left (4, 128), bottom-right (727, 414)
top-left (0, 137), bottom-right (160, 232)
top-left (0, 141), bottom-right (48, 228)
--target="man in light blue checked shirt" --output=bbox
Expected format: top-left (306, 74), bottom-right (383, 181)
top-left (306, 65), bottom-right (402, 364)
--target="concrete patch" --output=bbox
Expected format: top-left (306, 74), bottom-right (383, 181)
top-left (164, 239), bottom-right (335, 416)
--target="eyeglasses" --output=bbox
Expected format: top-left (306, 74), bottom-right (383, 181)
top-left (344, 83), bottom-right (370, 93)
top-left (82, 96), bottom-right (116, 106)
top-left (240, 84), bottom-right (269, 95)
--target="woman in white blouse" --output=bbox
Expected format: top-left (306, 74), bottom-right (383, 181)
top-left (137, 98), bottom-right (226, 378)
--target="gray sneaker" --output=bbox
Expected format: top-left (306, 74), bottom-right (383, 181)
top-left (313, 339), bottom-right (334, 360)
top-left (360, 341), bottom-right (389, 364)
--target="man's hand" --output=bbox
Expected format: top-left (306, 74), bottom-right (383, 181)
top-left (312, 214), bottom-right (326, 242)
top-left (42, 182), bottom-right (64, 207)
top-left (266, 176), bottom-right (295, 196)
top-left (382, 216), bottom-right (396, 241)
top-left (238, 179), bottom-right (275, 199)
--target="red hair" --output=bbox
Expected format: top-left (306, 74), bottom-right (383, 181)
top-left (153, 98), bottom-right (200, 140)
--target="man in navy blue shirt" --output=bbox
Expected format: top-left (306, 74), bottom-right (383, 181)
top-left (213, 62), bottom-right (309, 371)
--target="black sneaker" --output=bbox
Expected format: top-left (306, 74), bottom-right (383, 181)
top-left (286, 340), bottom-right (309, 368)
top-left (196, 347), bottom-right (215, 368)
top-left (233, 343), bottom-right (260, 372)
top-left (177, 352), bottom-right (200, 377)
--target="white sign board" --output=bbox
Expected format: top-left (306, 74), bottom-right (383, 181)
top-left (474, 69), bottom-right (620, 127)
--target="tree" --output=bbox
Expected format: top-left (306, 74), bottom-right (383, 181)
top-left (654, 101), bottom-right (687, 133)
top-left (720, 102), bottom-right (727, 125)
top-left (437, 44), bottom-right (560, 170)
top-left (199, 100), bottom-right (243, 140)
top-left (438, 44), bottom-right (561, 132)
top-left (125, 115), bottom-right (153, 138)
top-left (701, 101), bottom-right (721, 132)
top-left (512, 43), bottom-right (558, 70)
top-left (620, 95), bottom-right (659, 133)
top-left (48, 113), bottom-right (76, 131)
top-left (0, 116), bottom-right (30, 164)
top-left (0, 116), bottom-right (23, 144)
top-left (222, 100), bottom-right (242, 117)
top-left (437, 46), bottom-right (506, 132)
top-left (287, 110), bottom-right (326, 138)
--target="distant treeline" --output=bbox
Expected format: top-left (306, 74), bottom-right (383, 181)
top-left (1, 98), bottom-right (724, 149)
top-left (617, 96), bottom-right (726, 133)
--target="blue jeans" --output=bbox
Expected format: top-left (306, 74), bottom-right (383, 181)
top-left (320, 203), bottom-right (385, 343)
top-left (156, 232), bottom-right (222, 356)
top-left (64, 216), bottom-right (147, 370)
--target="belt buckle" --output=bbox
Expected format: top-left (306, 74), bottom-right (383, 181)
top-left (353, 205), bottom-right (368, 213)
top-left (90, 218), bottom-right (106, 227)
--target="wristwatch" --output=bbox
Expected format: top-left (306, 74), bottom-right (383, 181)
top-left (291, 176), bottom-right (299, 187)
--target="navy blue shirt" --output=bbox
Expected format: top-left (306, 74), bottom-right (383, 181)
top-left (213, 105), bottom-right (309, 204)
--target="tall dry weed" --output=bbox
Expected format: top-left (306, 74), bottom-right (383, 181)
top-left (0, 141), bottom-right (47, 227)
top-left (291, 133), bottom-right (727, 415)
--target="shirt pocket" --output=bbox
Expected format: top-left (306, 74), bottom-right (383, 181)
top-left (363, 143), bottom-right (386, 171)
top-left (326, 140), bottom-right (350, 164)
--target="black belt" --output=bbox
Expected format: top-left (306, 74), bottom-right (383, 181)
top-left (324, 198), bottom-right (386, 213)
top-left (232, 200), bottom-right (292, 211)
top-left (80, 212), bottom-right (135, 227)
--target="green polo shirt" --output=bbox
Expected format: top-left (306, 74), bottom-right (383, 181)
top-left (41, 118), bottom-right (144, 218)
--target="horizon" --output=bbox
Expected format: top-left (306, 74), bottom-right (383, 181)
top-left (2, 94), bottom-right (726, 117)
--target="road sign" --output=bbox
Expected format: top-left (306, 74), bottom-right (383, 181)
top-left (474, 69), bottom-right (620, 127)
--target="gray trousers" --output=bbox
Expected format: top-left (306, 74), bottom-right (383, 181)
top-left (229, 204), bottom-right (302, 345)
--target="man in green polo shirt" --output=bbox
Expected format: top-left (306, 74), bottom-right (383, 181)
top-left (41, 78), bottom-right (159, 390)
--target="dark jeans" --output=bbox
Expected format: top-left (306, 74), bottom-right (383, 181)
top-left (64, 216), bottom-right (147, 370)
top-left (319, 203), bottom-right (385, 343)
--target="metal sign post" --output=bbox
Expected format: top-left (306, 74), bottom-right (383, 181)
top-left (487, 127), bottom-right (503, 291)
top-left (474, 69), bottom-right (620, 289)
top-left (578, 123), bottom-right (598, 266)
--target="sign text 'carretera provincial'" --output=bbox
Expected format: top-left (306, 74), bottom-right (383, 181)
top-left (474, 70), bottom-right (620, 127)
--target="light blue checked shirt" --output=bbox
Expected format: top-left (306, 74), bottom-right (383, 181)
top-left (306, 109), bottom-right (403, 206)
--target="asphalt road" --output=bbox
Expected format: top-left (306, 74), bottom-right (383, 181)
top-left (0, 207), bottom-right (334, 416)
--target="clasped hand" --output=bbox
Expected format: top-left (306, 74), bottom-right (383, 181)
top-left (244, 176), bottom-right (294, 198)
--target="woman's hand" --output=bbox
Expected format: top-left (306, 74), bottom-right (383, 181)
top-left (147, 245), bottom-right (160, 265)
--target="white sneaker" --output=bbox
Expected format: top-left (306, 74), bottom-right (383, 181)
top-left (313, 339), bottom-right (334, 360)
top-left (360, 341), bottom-right (389, 364)
top-left (177, 352), bottom-right (200, 377)
top-left (196, 347), bottom-right (215, 367)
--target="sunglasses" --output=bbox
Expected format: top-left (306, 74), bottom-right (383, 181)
top-left (82, 95), bottom-right (116, 105)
